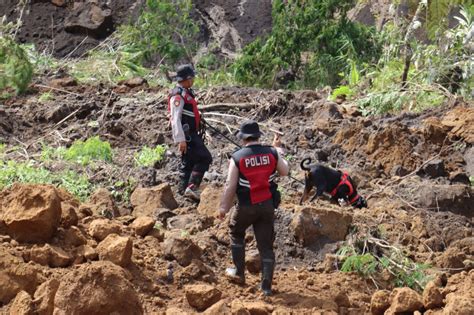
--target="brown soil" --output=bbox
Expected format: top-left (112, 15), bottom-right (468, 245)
top-left (0, 79), bottom-right (473, 314)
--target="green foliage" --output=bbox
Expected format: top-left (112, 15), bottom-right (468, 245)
top-left (64, 137), bottom-right (113, 165)
top-left (427, 0), bottom-right (471, 40)
top-left (233, 0), bottom-right (381, 88)
top-left (0, 143), bottom-right (5, 155)
top-left (117, 0), bottom-right (198, 66)
top-left (38, 92), bottom-right (54, 103)
top-left (110, 179), bottom-right (136, 203)
top-left (330, 85), bottom-right (355, 101)
top-left (134, 145), bottom-right (167, 167)
top-left (0, 35), bottom-right (33, 96)
top-left (337, 242), bottom-right (432, 291)
top-left (0, 160), bottom-right (93, 201)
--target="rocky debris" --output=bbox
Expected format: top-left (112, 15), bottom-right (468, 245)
top-left (203, 300), bottom-right (230, 315)
top-left (291, 206), bottom-right (353, 246)
top-left (49, 77), bottom-right (77, 88)
top-left (130, 216), bottom-right (155, 237)
top-left (0, 184), bottom-right (61, 243)
top-left (51, 0), bottom-right (66, 8)
top-left (88, 218), bottom-right (122, 241)
top-left (423, 280), bottom-right (444, 310)
top-left (449, 171), bottom-right (471, 185)
top-left (64, 2), bottom-right (113, 38)
top-left (231, 299), bottom-right (251, 315)
top-left (246, 250), bottom-right (261, 274)
top-left (197, 185), bottom-right (223, 218)
top-left (422, 159), bottom-right (446, 178)
top-left (59, 200), bottom-right (79, 229)
top-left (33, 279), bottom-right (60, 315)
top-left (312, 102), bottom-right (343, 131)
top-left (86, 188), bottom-right (120, 218)
top-left (74, 244), bottom-right (98, 262)
top-left (9, 291), bottom-right (34, 315)
top-left (163, 235), bottom-right (203, 267)
top-left (370, 290), bottom-right (391, 315)
top-left (180, 259), bottom-right (217, 284)
top-left (167, 213), bottom-right (212, 234)
top-left (243, 301), bottom-right (274, 314)
top-left (442, 271), bottom-right (474, 314)
top-left (62, 226), bottom-right (88, 247)
top-left (0, 249), bottom-right (41, 304)
top-left (118, 77), bottom-right (148, 88)
top-left (441, 107), bottom-right (474, 144)
top-left (413, 184), bottom-right (474, 217)
top-left (97, 234), bottom-right (133, 267)
top-left (29, 244), bottom-right (73, 268)
top-left (53, 261), bottom-right (143, 314)
top-left (185, 284), bottom-right (222, 311)
top-left (385, 287), bottom-right (423, 314)
top-left (131, 184), bottom-right (178, 217)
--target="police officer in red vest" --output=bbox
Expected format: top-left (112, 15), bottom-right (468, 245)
top-left (219, 121), bottom-right (289, 296)
top-left (169, 64), bottom-right (212, 200)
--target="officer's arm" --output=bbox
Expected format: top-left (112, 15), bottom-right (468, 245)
top-left (275, 149), bottom-right (289, 176)
top-left (170, 95), bottom-right (185, 143)
top-left (219, 159), bottom-right (239, 214)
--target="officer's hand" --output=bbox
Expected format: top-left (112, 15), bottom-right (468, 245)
top-left (218, 208), bottom-right (227, 220)
top-left (179, 141), bottom-right (187, 154)
top-left (272, 134), bottom-right (282, 148)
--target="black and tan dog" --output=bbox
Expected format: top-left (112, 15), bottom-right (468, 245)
top-left (299, 158), bottom-right (367, 208)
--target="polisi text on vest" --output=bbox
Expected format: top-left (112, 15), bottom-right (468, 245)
top-left (244, 155), bottom-right (271, 168)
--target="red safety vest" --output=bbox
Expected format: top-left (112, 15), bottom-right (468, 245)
top-left (168, 87), bottom-right (200, 131)
top-left (329, 172), bottom-right (360, 204)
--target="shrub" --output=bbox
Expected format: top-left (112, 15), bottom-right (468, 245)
top-left (0, 35), bottom-right (33, 96)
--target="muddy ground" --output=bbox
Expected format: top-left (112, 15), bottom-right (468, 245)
top-left (0, 77), bottom-right (473, 314)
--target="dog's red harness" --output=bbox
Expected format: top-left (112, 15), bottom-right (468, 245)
top-left (329, 172), bottom-right (360, 204)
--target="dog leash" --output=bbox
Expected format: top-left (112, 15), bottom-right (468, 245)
top-left (202, 119), bottom-right (304, 185)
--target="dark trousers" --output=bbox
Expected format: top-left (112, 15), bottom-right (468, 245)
top-left (229, 199), bottom-right (275, 263)
top-left (181, 133), bottom-right (212, 180)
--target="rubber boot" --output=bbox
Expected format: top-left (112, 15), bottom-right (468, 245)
top-left (225, 245), bottom-right (245, 284)
top-left (178, 171), bottom-right (191, 196)
top-left (261, 260), bottom-right (274, 296)
top-left (184, 171), bottom-right (204, 201)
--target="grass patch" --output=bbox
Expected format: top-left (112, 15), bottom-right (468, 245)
top-left (134, 145), bottom-right (167, 167)
top-left (0, 160), bottom-right (93, 201)
top-left (63, 136), bottom-right (113, 165)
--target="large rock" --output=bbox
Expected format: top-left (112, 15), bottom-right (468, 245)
top-left (86, 188), bottom-right (120, 218)
top-left (131, 183), bottom-right (178, 217)
top-left (291, 206), bottom-right (352, 246)
top-left (0, 184), bottom-right (61, 243)
top-left (197, 185), bottom-right (224, 218)
top-left (163, 235), bottom-right (202, 267)
top-left (62, 226), bottom-right (88, 247)
top-left (423, 280), bottom-right (444, 310)
top-left (64, 2), bottom-right (113, 38)
top-left (0, 249), bottom-right (41, 304)
top-left (33, 279), bottom-right (60, 315)
top-left (386, 288), bottom-right (423, 314)
top-left (74, 244), bottom-right (98, 262)
top-left (370, 290), bottom-right (390, 315)
top-left (414, 184), bottom-right (474, 217)
top-left (53, 261), bottom-right (143, 314)
top-left (29, 244), bottom-right (73, 268)
top-left (246, 250), bottom-right (261, 274)
top-left (9, 291), bottom-right (34, 315)
top-left (185, 284), bottom-right (222, 311)
top-left (167, 213), bottom-right (211, 234)
top-left (88, 218), bottom-right (122, 241)
top-left (97, 234), bottom-right (133, 267)
top-left (231, 299), bottom-right (251, 315)
top-left (443, 271), bottom-right (474, 315)
top-left (130, 216), bottom-right (155, 237)
top-left (180, 259), bottom-right (217, 284)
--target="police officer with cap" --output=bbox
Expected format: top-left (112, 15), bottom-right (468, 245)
top-left (219, 120), bottom-right (289, 296)
top-left (168, 64), bottom-right (212, 200)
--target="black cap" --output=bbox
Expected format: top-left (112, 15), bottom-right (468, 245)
top-left (238, 120), bottom-right (263, 139)
top-left (174, 64), bottom-right (196, 82)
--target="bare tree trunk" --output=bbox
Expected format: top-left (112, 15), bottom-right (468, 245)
top-left (400, 0), bottom-right (426, 91)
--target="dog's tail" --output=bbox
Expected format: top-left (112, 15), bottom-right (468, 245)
top-left (300, 157), bottom-right (312, 171)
